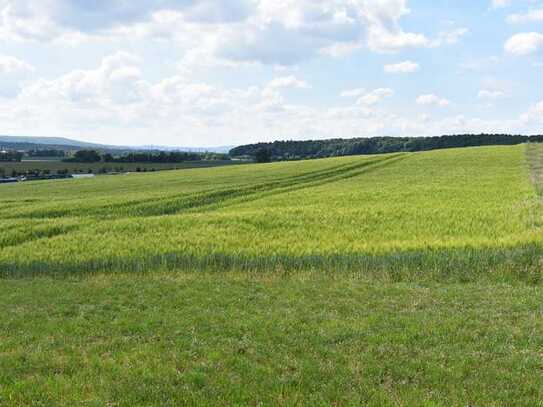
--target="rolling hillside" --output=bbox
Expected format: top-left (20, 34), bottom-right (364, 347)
top-left (0, 135), bottom-right (109, 148)
top-left (0, 145), bottom-right (541, 280)
top-left (1, 144), bottom-right (543, 404)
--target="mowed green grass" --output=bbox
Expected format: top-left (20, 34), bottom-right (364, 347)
top-left (1, 144), bottom-right (543, 405)
top-left (2, 274), bottom-right (543, 406)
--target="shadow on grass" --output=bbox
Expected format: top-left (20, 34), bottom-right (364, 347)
top-left (1, 241), bottom-right (542, 284)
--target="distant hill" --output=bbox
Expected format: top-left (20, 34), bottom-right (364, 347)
top-left (0, 136), bottom-right (234, 154)
top-left (0, 136), bottom-right (107, 148)
top-left (0, 136), bottom-right (121, 151)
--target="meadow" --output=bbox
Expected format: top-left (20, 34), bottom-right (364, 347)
top-left (1, 144), bottom-right (543, 404)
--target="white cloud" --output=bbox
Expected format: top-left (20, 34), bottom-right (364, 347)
top-left (0, 55), bottom-right (34, 74)
top-left (432, 27), bottom-right (469, 46)
top-left (319, 42), bottom-right (363, 58)
top-left (0, 2), bottom-right (62, 41)
top-left (366, 29), bottom-right (430, 52)
top-left (520, 99), bottom-right (543, 124)
top-left (357, 88), bottom-right (394, 106)
top-left (360, 0), bottom-right (432, 52)
top-left (492, 0), bottom-right (512, 8)
top-left (258, 76), bottom-right (311, 112)
top-left (459, 56), bottom-right (501, 72)
top-left (124, 1), bottom-right (361, 66)
top-left (340, 88), bottom-right (366, 98)
top-left (505, 32), bottom-right (543, 55)
top-left (478, 89), bottom-right (505, 99)
top-left (0, 54), bottom-right (36, 98)
top-left (6, 54), bottom-right (318, 144)
top-left (0, 1), bottom-right (254, 36)
top-left (1, 61), bottom-right (539, 147)
top-left (267, 76), bottom-right (310, 90)
top-left (20, 51), bottom-right (145, 105)
top-left (0, 0), bottom-right (446, 66)
top-left (216, 1), bottom-right (367, 65)
top-left (507, 9), bottom-right (543, 23)
top-left (0, 52), bottom-right (396, 145)
top-left (492, 0), bottom-right (539, 8)
top-left (384, 60), bottom-right (419, 73)
top-left (416, 94), bottom-right (450, 107)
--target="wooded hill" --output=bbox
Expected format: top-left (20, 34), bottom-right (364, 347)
top-left (230, 134), bottom-right (543, 161)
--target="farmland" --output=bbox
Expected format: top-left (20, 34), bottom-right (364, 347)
top-left (2, 144), bottom-right (543, 404)
top-left (0, 159), bottom-right (240, 178)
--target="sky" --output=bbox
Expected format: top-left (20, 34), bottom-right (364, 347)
top-left (0, 0), bottom-right (542, 147)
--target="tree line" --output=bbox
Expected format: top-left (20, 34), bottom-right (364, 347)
top-left (64, 150), bottom-right (231, 163)
top-left (230, 134), bottom-right (543, 162)
top-left (1, 149), bottom-right (65, 162)
top-left (0, 151), bottom-right (23, 162)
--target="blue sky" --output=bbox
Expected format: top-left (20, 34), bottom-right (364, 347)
top-left (0, 0), bottom-right (542, 147)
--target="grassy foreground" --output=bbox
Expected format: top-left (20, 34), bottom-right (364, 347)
top-left (1, 144), bottom-right (543, 405)
top-left (2, 273), bottom-right (543, 406)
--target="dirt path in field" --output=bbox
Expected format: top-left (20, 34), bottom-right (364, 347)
top-left (526, 143), bottom-right (543, 196)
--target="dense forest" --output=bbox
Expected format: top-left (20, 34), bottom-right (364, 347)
top-left (230, 134), bottom-right (543, 161)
